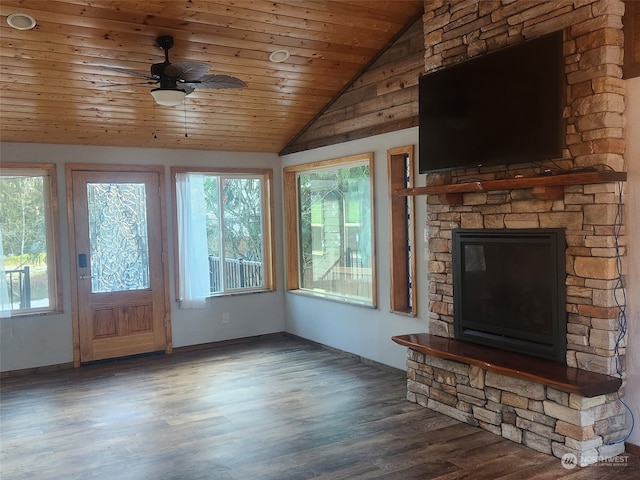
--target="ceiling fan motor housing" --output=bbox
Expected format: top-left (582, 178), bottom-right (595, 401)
top-left (152, 36), bottom-right (180, 88)
top-left (151, 62), bottom-right (165, 78)
top-left (156, 35), bottom-right (174, 50)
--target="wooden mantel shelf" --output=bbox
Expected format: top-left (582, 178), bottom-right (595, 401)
top-left (392, 333), bottom-right (622, 397)
top-left (397, 170), bottom-right (627, 204)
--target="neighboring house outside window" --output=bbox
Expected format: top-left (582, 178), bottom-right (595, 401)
top-left (283, 153), bottom-right (376, 307)
top-left (171, 167), bottom-right (275, 308)
top-left (0, 163), bottom-right (61, 316)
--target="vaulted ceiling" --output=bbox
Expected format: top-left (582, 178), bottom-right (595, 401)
top-left (0, 1), bottom-right (424, 153)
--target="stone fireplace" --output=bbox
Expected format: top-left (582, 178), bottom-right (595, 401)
top-left (452, 228), bottom-right (567, 362)
top-left (397, 0), bottom-right (629, 467)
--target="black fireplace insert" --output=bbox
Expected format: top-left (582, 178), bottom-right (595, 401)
top-left (452, 228), bottom-right (566, 362)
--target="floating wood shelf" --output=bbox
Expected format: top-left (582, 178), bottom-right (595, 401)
top-left (392, 333), bottom-right (622, 397)
top-left (396, 170), bottom-right (627, 204)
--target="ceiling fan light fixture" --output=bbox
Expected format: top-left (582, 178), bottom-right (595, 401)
top-left (7, 13), bottom-right (36, 30)
top-left (150, 88), bottom-right (186, 106)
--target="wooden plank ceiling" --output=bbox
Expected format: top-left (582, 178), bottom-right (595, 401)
top-left (0, 1), bottom-right (424, 153)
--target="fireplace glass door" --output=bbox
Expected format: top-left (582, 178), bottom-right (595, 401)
top-left (452, 228), bottom-right (566, 362)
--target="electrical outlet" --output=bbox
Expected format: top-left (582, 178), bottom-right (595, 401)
top-left (222, 312), bottom-right (229, 324)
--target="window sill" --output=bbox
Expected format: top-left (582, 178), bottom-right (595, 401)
top-left (2, 309), bottom-right (64, 318)
top-left (176, 288), bottom-right (276, 304)
top-left (390, 309), bottom-right (417, 318)
top-left (287, 288), bottom-right (375, 308)
top-left (209, 288), bottom-right (276, 299)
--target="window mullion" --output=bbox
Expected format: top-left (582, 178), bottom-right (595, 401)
top-left (218, 176), bottom-right (227, 292)
top-left (42, 172), bottom-right (57, 307)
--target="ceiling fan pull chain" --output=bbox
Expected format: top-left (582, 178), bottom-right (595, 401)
top-left (184, 100), bottom-right (188, 138)
top-left (153, 103), bottom-right (158, 139)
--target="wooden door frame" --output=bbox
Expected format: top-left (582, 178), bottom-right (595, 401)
top-left (65, 164), bottom-right (172, 367)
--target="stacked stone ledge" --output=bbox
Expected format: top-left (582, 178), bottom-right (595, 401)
top-left (406, 349), bottom-right (627, 466)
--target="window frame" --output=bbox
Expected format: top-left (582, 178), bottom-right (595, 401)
top-left (283, 153), bottom-right (377, 307)
top-left (387, 146), bottom-right (417, 316)
top-left (0, 162), bottom-right (62, 316)
top-left (170, 167), bottom-right (276, 300)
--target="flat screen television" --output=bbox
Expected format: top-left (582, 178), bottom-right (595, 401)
top-left (419, 31), bottom-right (565, 173)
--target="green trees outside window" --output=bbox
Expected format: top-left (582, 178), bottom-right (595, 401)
top-left (1, 164), bottom-right (60, 315)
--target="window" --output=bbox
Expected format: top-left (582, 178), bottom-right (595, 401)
top-left (0, 163), bottom-right (61, 316)
top-left (172, 168), bottom-right (274, 306)
top-left (387, 146), bottom-right (417, 315)
top-left (284, 153), bottom-right (376, 306)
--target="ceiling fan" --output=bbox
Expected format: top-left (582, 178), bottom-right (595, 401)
top-left (102, 35), bottom-right (247, 106)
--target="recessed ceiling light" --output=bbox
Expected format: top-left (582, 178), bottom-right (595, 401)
top-left (7, 13), bottom-right (36, 30)
top-left (269, 49), bottom-right (290, 63)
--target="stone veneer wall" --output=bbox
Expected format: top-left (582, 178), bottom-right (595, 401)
top-left (405, 0), bottom-right (629, 466)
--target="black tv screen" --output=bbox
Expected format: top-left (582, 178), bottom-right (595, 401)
top-left (419, 31), bottom-right (565, 173)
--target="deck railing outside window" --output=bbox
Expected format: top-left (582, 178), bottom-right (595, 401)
top-left (4, 266), bottom-right (31, 310)
top-left (208, 256), bottom-right (263, 292)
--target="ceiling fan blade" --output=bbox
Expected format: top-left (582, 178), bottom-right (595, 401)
top-left (164, 61), bottom-right (211, 81)
top-left (186, 74), bottom-right (247, 90)
top-left (182, 85), bottom-right (196, 95)
top-left (102, 66), bottom-right (157, 80)
top-left (96, 81), bottom-right (159, 88)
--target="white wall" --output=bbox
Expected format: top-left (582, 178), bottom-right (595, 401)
top-left (280, 128), bottom-right (430, 370)
top-left (625, 77), bottom-right (640, 446)
top-left (0, 143), bottom-right (285, 371)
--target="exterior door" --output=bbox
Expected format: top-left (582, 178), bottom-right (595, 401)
top-left (67, 166), bottom-right (171, 364)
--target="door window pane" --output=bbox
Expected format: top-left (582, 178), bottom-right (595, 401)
top-left (87, 183), bottom-right (150, 293)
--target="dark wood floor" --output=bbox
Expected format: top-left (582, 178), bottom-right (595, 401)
top-left (1, 335), bottom-right (638, 480)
